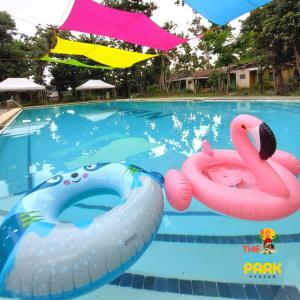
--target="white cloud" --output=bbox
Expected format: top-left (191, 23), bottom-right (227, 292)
top-left (0, 0), bottom-right (72, 35)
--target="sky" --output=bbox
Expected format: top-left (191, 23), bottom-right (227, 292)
top-left (0, 0), bottom-right (246, 38)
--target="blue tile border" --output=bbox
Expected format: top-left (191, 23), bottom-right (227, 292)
top-left (284, 286), bottom-right (300, 300)
top-left (204, 281), bottom-right (218, 297)
top-left (154, 277), bottom-right (168, 292)
top-left (119, 273), bottom-right (133, 287)
top-left (256, 284), bottom-right (274, 300)
top-left (229, 283), bottom-right (246, 299)
top-left (244, 284), bottom-right (260, 299)
top-left (154, 233), bottom-right (300, 244)
top-left (132, 274), bottom-right (144, 289)
top-left (192, 280), bottom-right (205, 296)
top-left (269, 285), bottom-right (289, 300)
top-left (109, 272), bottom-right (300, 299)
top-left (180, 279), bottom-right (193, 295)
top-left (167, 278), bottom-right (179, 294)
top-left (2, 201), bottom-right (300, 246)
top-left (217, 282), bottom-right (232, 298)
top-left (74, 203), bottom-right (221, 217)
top-left (144, 276), bottom-right (155, 290)
top-left (1, 202), bottom-right (300, 246)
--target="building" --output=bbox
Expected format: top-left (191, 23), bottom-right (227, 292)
top-left (169, 63), bottom-right (299, 93)
top-left (232, 62), bottom-right (298, 90)
top-left (169, 70), bottom-right (210, 93)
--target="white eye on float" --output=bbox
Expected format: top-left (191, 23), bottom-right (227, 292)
top-left (47, 175), bottom-right (62, 184)
top-left (84, 164), bottom-right (98, 171)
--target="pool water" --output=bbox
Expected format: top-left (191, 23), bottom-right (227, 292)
top-left (0, 101), bottom-right (300, 299)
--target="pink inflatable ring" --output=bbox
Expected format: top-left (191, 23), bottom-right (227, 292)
top-left (165, 114), bottom-right (300, 221)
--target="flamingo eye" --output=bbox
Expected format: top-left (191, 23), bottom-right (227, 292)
top-left (241, 124), bottom-right (247, 130)
top-left (84, 164), bottom-right (98, 171)
top-left (47, 175), bottom-right (62, 184)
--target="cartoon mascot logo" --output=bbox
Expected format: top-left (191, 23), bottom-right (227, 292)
top-left (260, 228), bottom-right (277, 254)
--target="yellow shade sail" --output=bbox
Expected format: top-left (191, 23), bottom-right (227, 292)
top-left (51, 37), bottom-right (158, 68)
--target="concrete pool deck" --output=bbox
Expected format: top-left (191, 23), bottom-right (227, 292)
top-left (0, 108), bottom-right (22, 131)
top-left (121, 96), bottom-right (300, 102)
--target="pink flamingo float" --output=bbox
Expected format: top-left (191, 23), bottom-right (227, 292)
top-left (165, 114), bottom-right (300, 221)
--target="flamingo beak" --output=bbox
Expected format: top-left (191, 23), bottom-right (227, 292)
top-left (247, 122), bottom-right (277, 160)
top-left (258, 122), bottom-right (277, 160)
top-left (248, 125), bottom-right (261, 152)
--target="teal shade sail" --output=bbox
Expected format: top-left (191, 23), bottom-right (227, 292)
top-left (186, 0), bottom-right (272, 25)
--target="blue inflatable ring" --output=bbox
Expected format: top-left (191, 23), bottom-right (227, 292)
top-left (0, 163), bottom-right (164, 299)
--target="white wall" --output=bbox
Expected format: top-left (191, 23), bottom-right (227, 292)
top-left (186, 79), bottom-right (195, 92)
top-left (236, 70), bottom-right (250, 88)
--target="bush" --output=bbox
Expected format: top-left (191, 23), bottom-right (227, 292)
top-left (182, 88), bottom-right (194, 94)
top-left (236, 88), bottom-right (248, 96)
top-left (147, 85), bottom-right (160, 95)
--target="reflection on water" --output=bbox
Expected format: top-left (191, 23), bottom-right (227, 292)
top-left (2, 122), bottom-right (49, 138)
top-left (0, 181), bottom-right (9, 198)
top-left (0, 100), bottom-right (299, 208)
top-left (80, 111), bottom-right (117, 122)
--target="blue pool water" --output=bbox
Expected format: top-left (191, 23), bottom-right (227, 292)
top-left (0, 101), bottom-right (300, 299)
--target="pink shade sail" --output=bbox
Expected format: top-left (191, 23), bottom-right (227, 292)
top-left (59, 0), bottom-right (188, 51)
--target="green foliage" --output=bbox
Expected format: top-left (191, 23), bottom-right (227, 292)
top-left (19, 211), bottom-right (42, 228)
top-left (238, 0), bottom-right (300, 94)
top-left (50, 35), bottom-right (112, 97)
top-left (182, 88), bottom-right (194, 94)
top-left (1, 0), bottom-right (299, 98)
top-left (98, 0), bottom-right (158, 97)
top-left (125, 165), bottom-right (141, 175)
top-left (208, 70), bottom-right (226, 92)
top-left (0, 11), bottom-right (16, 42)
top-left (102, 0), bottom-right (157, 17)
top-left (0, 11), bottom-right (31, 81)
top-left (147, 84), bottom-right (160, 95)
top-left (25, 25), bottom-right (56, 83)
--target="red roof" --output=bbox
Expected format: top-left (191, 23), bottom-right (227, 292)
top-left (192, 70), bottom-right (210, 78)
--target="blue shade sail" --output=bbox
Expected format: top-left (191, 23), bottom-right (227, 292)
top-left (185, 0), bottom-right (273, 25)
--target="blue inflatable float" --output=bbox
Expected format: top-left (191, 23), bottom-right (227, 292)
top-left (0, 163), bottom-right (164, 299)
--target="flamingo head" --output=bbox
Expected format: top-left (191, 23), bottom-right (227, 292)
top-left (231, 114), bottom-right (277, 160)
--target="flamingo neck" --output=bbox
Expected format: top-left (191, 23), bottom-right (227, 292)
top-left (231, 124), bottom-right (289, 197)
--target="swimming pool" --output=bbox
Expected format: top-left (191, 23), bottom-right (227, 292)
top-left (0, 101), bottom-right (300, 299)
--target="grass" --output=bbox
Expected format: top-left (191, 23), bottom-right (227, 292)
top-left (139, 88), bottom-right (300, 99)
top-left (1, 89), bottom-right (299, 108)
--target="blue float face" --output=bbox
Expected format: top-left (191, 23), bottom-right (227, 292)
top-left (0, 162), bottom-right (164, 300)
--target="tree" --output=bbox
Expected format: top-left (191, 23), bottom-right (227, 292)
top-left (100, 0), bottom-right (158, 98)
top-left (239, 0), bottom-right (300, 94)
top-left (199, 25), bottom-right (237, 93)
top-left (187, 14), bottom-right (238, 93)
top-left (212, 27), bottom-right (238, 93)
top-left (27, 25), bottom-right (56, 84)
top-left (102, 0), bottom-right (157, 16)
top-left (0, 11), bottom-right (30, 81)
top-left (50, 64), bottom-right (82, 99)
top-left (188, 16), bottom-right (211, 70)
